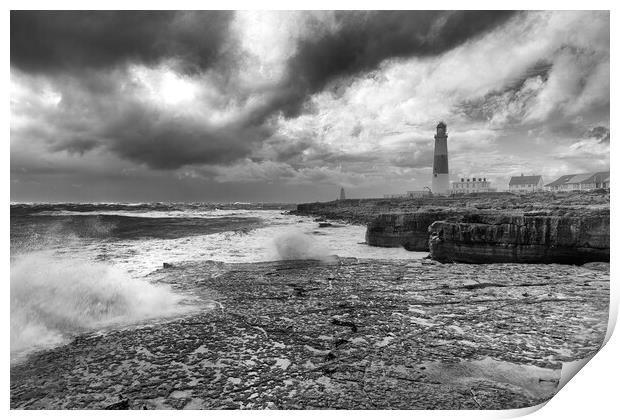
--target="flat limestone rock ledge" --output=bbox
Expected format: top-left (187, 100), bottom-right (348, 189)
top-left (365, 211), bottom-right (464, 251)
top-left (11, 258), bottom-right (609, 410)
top-left (429, 213), bottom-right (609, 264)
top-left (293, 191), bottom-right (610, 226)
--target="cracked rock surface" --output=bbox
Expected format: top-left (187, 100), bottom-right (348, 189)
top-left (11, 258), bottom-right (609, 409)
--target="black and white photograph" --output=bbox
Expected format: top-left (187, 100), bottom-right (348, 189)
top-left (8, 6), bottom-right (613, 412)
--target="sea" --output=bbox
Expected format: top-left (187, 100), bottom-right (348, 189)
top-left (10, 202), bottom-right (425, 363)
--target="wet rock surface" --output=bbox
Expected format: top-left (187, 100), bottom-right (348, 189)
top-left (429, 213), bottom-right (609, 264)
top-left (11, 258), bottom-right (609, 410)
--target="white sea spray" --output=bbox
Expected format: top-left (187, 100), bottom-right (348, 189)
top-left (10, 251), bottom-right (186, 361)
top-left (272, 230), bottom-right (335, 261)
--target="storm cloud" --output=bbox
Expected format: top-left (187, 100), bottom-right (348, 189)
top-left (10, 11), bottom-right (234, 75)
top-left (11, 10), bottom-right (518, 170)
top-left (10, 11), bottom-right (609, 202)
top-left (276, 11), bottom-right (517, 118)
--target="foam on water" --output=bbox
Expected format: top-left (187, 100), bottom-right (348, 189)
top-left (19, 210), bottom-right (423, 277)
top-left (273, 231), bottom-right (336, 262)
top-left (11, 207), bottom-right (425, 360)
top-left (33, 208), bottom-right (249, 219)
top-left (97, 214), bottom-right (423, 276)
top-left (10, 251), bottom-right (188, 362)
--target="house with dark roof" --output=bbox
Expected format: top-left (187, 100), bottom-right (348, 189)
top-left (603, 175), bottom-right (610, 189)
top-left (508, 174), bottom-right (544, 193)
top-left (545, 171), bottom-right (610, 191)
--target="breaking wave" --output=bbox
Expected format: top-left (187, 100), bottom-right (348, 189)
top-left (273, 230), bottom-right (335, 261)
top-left (10, 251), bottom-right (187, 361)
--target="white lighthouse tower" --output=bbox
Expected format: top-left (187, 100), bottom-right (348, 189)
top-left (432, 121), bottom-right (450, 195)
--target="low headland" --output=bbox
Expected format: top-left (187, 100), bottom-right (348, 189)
top-left (293, 190), bottom-right (610, 264)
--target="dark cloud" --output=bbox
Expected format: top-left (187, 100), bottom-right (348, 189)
top-left (9, 11), bottom-right (610, 203)
top-left (274, 10), bottom-right (518, 118)
top-left (101, 106), bottom-right (270, 169)
top-left (50, 137), bottom-right (100, 155)
top-left (455, 73), bottom-right (543, 125)
top-left (11, 68), bottom-right (274, 170)
top-left (585, 126), bottom-right (610, 144)
top-left (11, 10), bottom-right (518, 171)
top-left (10, 11), bottom-right (234, 74)
top-left (504, 60), bottom-right (553, 90)
top-left (350, 123), bottom-right (363, 138)
top-left (259, 136), bottom-right (316, 163)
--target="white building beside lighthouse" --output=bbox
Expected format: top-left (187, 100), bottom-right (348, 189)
top-left (432, 121), bottom-right (450, 195)
top-left (452, 177), bottom-right (494, 194)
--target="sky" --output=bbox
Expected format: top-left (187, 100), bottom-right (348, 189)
top-left (10, 10), bottom-right (610, 203)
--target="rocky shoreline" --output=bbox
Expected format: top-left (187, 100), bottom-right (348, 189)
top-left (428, 213), bottom-right (609, 264)
top-left (11, 258), bottom-right (609, 409)
top-left (293, 191), bottom-right (610, 223)
top-left (294, 191), bottom-right (610, 264)
top-left (365, 211), bottom-right (465, 251)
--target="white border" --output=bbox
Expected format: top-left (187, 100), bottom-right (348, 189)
top-left (4, 2), bottom-right (617, 419)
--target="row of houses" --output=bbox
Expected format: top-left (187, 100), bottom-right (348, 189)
top-left (448, 171), bottom-right (610, 195)
top-left (545, 172), bottom-right (610, 191)
top-left (384, 171), bottom-right (609, 198)
top-left (508, 171), bottom-right (610, 193)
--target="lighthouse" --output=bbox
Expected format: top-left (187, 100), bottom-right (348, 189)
top-left (432, 121), bottom-right (450, 195)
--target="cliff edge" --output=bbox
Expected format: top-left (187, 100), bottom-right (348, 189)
top-left (428, 212), bottom-right (609, 264)
top-left (295, 191), bottom-right (610, 264)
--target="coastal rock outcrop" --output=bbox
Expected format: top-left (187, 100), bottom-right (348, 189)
top-left (295, 191), bottom-right (610, 264)
top-left (428, 213), bottom-right (610, 264)
top-left (365, 211), bottom-right (463, 251)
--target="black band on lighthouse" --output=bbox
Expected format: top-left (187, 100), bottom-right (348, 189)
top-left (433, 154), bottom-right (449, 174)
